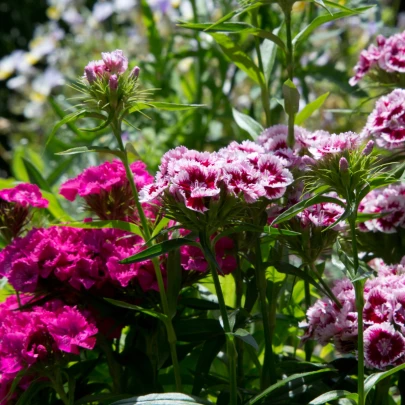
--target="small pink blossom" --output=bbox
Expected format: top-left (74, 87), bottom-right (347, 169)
top-left (308, 132), bottom-right (361, 160)
top-left (101, 50), bottom-right (128, 75)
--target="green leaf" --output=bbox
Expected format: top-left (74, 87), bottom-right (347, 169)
top-left (293, 6), bottom-right (374, 48)
top-left (151, 217), bottom-right (171, 239)
top-left (295, 92), bottom-right (329, 125)
top-left (192, 335), bottom-right (226, 396)
top-left (272, 194), bottom-right (346, 226)
top-left (271, 262), bottom-right (330, 298)
top-left (15, 380), bottom-right (52, 405)
top-left (47, 109), bottom-right (86, 147)
top-left (112, 393), bottom-right (213, 404)
top-left (49, 96), bottom-right (86, 139)
top-left (120, 238), bottom-right (200, 264)
top-left (47, 157), bottom-right (75, 186)
top-left (12, 148), bottom-right (29, 182)
top-left (128, 102), bottom-right (204, 114)
top-left (41, 191), bottom-right (73, 222)
top-left (283, 79), bottom-right (300, 116)
top-left (232, 108), bottom-right (264, 140)
top-left (231, 328), bottom-right (259, 351)
top-left (104, 298), bottom-right (168, 322)
top-left (21, 158), bottom-right (51, 192)
top-left (210, 33), bottom-right (264, 85)
top-left (247, 369), bottom-right (336, 404)
top-left (55, 146), bottom-right (124, 157)
top-left (309, 390), bottom-right (358, 404)
top-left (260, 25), bottom-right (282, 84)
top-left (364, 362), bottom-right (405, 398)
top-left (60, 220), bottom-right (143, 237)
top-left (166, 249), bottom-right (182, 318)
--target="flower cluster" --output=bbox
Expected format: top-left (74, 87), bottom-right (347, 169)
top-left (358, 184), bottom-right (405, 233)
top-left (0, 295), bottom-right (97, 402)
top-left (0, 183), bottom-right (48, 241)
top-left (140, 142), bottom-right (293, 219)
top-left (84, 49), bottom-right (129, 84)
top-left (302, 257), bottom-right (405, 369)
top-left (350, 31), bottom-right (405, 86)
top-left (0, 226), bottom-right (160, 293)
top-left (60, 160), bottom-right (155, 221)
top-left (362, 89), bottom-right (405, 150)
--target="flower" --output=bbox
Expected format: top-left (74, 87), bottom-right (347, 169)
top-left (83, 50), bottom-right (128, 83)
top-left (362, 89), bottom-right (405, 150)
top-left (358, 184), bottom-right (405, 233)
top-left (140, 144), bottom-right (293, 225)
top-left (364, 323), bottom-right (405, 369)
top-left (0, 226), bottom-right (160, 293)
top-left (60, 160), bottom-right (154, 221)
top-left (0, 295), bottom-right (97, 400)
top-left (0, 183), bottom-right (48, 208)
top-left (350, 31), bottom-right (405, 86)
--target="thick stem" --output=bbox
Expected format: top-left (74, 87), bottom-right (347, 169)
top-left (112, 119), bottom-right (182, 392)
top-left (350, 217), bottom-right (365, 405)
top-left (372, 376), bottom-right (391, 405)
top-left (254, 237), bottom-right (277, 388)
top-left (200, 231), bottom-right (237, 405)
top-left (285, 7), bottom-right (295, 148)
top-left (98, 334), bottom-right (123, 394)
top-left (252, 10), bottom-right (271, 127)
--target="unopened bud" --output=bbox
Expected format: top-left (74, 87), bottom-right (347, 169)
top-left (84, 66), bottom-right (97, 84)
top-left (130, 66), bottom-right (140, 80)
top-left (109, 74), bottom-right (118, 90)
top-left (362, 140), bottom-right (374, 156)
top-left (301, 155), bottom-right (316, 166)
top-left (339, 157), bottom-right (349, 172)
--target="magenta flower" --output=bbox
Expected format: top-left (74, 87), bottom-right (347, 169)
top-left (60, 160), bottom-right (154, 221)
top-left (364, 323), bottom-right (405, 369)
top-left (46, 306), bottom-right (98, 354)
top-left (84, 60), bottom-right (106, 83)
top-left (362, 89), bottom-right (405, 150)
top-left (0, 183), bottom-right (48, 208)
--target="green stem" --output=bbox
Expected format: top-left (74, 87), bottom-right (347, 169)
top-left (199, 231), bottom-right (237, 405)
top-left (112, 118), bottom-right (182, 392)
top-left (372, 376), bottom-right (391, 405)
top-left (98, 334), bottom-right (123, 394)
top-left (254, 237), bottom-right (277, 388)
top-left (310, 263), bottom-right (342, 309)
top-left (350, 217), bottom-right (365, 405)
top-left (252, 10), bottom-right (271, 127)
top-left (304, 267), bottom-right (313, 362)
top-left (285, 7), bottom-right (295, 148)
top-left (50, 368), bottom-right (70, 405)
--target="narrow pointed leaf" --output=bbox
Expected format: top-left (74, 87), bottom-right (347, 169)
top-left (232, 108), bottom-right (264, 140)
top-left (231, 328), bottom-right (259, 351)
top-left (104, 298), bottom-right (168, 322)
top-left (120, 238), bottom-right (200, 264)
top-left (55, 146), bottom-right (124, 157)
top-left (364, 362), bottom-right (405, 398)
top-left (22, 158), bottom-right (51, 192)
top-left (112, 393), bottom-right (213, 404)
top-left (309, 390), bottom-right (358, 404)
top-left (295, 92), bottom-right (330, 125)
top-left (60, 220), bottom-right (143, 237)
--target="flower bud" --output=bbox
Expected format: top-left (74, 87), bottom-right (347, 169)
top-left (84, 65), bottom-right (97, 84)
top-left (109, 74), bottom-right (118, 90)
top-left (301, 155), bottom-right (316, 166)
top-left (339, 157), bottom-right (349, 172)
top-left (362, 140), bottom-right (374, 156)
top-left (130, 66), bottom-right (140, 80)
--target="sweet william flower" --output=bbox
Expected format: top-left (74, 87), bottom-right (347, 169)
top-left (364, 323), bottom-right (405, 370)
top-left (0, 183), bottom-right (48, 208)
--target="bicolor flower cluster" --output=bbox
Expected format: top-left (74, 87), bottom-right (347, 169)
top-left (139, 142), bottom-right (293, 215)
top-left (362, 89), bottom-right (405, 150)
top-left (358, 183), bottom-right (405, 233)
top-left (0, 183), bottom-right (48, 241)
top-left (0, 295), bottom-right (97, 403)
top-left (302, 257), bottom-right (405, 370)
top-left (60, 160), bottom-right (155, 220)
top-left (350, 31), bottom-right (405, 86)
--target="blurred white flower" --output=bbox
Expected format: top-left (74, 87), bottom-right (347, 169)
top-left (114, 0), bottom-right (136, 12)
top-left (92, 2), bottom-right (114, 21)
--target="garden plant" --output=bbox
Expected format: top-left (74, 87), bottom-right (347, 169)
top-left (1, 0), bottom-right (405, 404)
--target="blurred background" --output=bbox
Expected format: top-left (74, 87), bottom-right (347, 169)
top-left (0, 0), bottom-right (402, 192)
